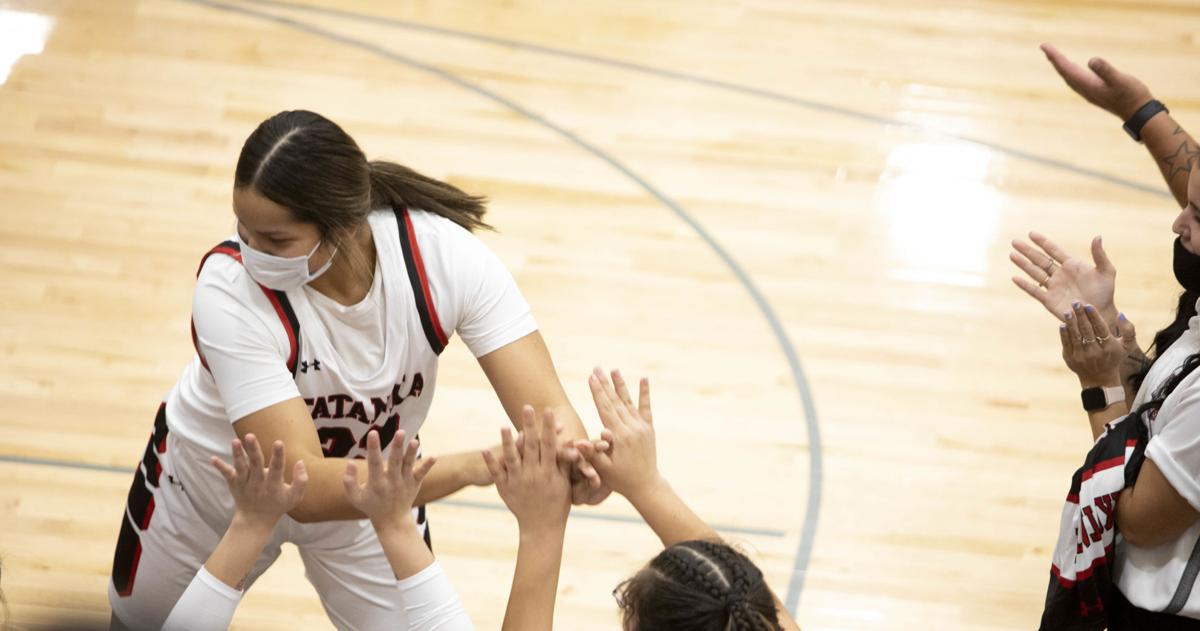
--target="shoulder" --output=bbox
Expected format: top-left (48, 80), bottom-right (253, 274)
top-left (192, 244), bottom-right (278, 324)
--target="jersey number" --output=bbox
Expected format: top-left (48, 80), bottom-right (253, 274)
top-left (317, 413), bottom-right (401, 458)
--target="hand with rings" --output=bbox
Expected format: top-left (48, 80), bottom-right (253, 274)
top-left (1060, 302), bottom-right (1128, 387)
top-left (1010, 232), bottom-right (1117, 324)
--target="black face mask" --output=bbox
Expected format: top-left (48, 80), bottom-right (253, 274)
top-left (1174, 237), bottom-right (1200, 292)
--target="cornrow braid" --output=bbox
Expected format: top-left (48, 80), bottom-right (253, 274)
top-left (686, 540), bottom-right (783, 631)
top-left (655, 546), bottom-right (728, 602)
top-left (620, 540), bottom-right (784, 631)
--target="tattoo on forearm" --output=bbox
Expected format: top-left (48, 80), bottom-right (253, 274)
top-left (1159, 140), bottom-right (1200, 182)
top-left (1173, 124), bottom-right (1185, 136)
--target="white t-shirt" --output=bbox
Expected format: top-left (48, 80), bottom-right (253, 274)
top-left (1117, 298), bottom-right (1200, 616)
top-left (167, 208), bottom-right (537, 519)
top-left (161, 562), bottom-right (474, 630)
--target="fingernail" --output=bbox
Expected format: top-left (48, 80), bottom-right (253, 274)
top-left (1072, 301), bottom-right (1080, 309)
top-left (1119, 312), bottom-right (1127, 321)
top-left (1085, 305), bottom-right (1095, 313)
top-left (1065, 312), bottom-right (1073, 320)
top-left (1060, 324), bottom-right (1067, 331)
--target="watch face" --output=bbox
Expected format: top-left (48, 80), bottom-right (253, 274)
top-left (1082, 388), bottom-right (1107, 411)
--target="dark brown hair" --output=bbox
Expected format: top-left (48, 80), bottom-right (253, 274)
top-left (1130, 288), bottom-right (1198, 392)
top-left (233, 110), bottom-right (491, 276)
top-left (616, 540), bottom-right (782, 631)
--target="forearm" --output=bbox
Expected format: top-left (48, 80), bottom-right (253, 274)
top-left (550, 402), bottom-right (587, 442)
top-left (415, 451), bottom-right (486, 505)
top-left (627, 477), bottom-right (718, 547)
top-left (1139, 112), bottom-right (1197, 207)
top-left (374, 519), bottom-right (436, 580)
top-left (203, 513), bottom-right (276, 590)
top-left (502, 526), bottom-right (566, 631)
top-left (289, 456), bottom-right (366, 522)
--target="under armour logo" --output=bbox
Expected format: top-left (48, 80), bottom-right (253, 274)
top-left (300, 359), bottom-right (322, 373)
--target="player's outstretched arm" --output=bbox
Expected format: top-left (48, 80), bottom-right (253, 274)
top-left (481, 406), bottom-right (572, 631)
top-left (344, 430), bottom-right (475, 630)
top-left (161, 435), bottom-right (307, 631)
top-left (1042, 43), bottom-right (1198, 207)
top-left (576, 369), bottom-right (802, 631)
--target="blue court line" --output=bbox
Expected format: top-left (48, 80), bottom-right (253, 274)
top-left (0, 453), bottom-right (787, 538)
top-left (240, 0), bottom-right (1173, 201)
top-left (179, 0), bottom-right (823, 612)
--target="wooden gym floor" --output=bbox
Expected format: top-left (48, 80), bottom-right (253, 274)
top-left (1, 0), bottom-right (1199, 628)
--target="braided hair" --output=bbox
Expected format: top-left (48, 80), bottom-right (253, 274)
top-left (616, 540), bottom-right (781, 631)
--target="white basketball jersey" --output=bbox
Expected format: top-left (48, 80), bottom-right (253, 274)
top-left (162, 207), bottom-right (536, 515)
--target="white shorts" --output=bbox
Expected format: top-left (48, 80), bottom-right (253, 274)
top-left (107, 405), bottom-right (430, 631)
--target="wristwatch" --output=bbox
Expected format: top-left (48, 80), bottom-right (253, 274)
top-left (1081, 385), bottom-right (1126, 412)
top-left (1123, 100), bottom-right (1169, 142)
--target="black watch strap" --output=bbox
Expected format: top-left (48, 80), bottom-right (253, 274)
top-left (1081, 387), bottom-right (1107, 411)
top-left (1123, 100), bottom-right (1169, 142)
top-left (1081, 386), bottom-right (1125, 412)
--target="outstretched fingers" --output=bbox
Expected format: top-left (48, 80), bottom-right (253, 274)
top-left (1029, 232), bottom-right (1070, 265)
top-left (638, 377), bottom-right (653, 424)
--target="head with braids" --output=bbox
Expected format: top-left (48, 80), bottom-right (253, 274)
top-left (615, 539), bottom-right (782, 631)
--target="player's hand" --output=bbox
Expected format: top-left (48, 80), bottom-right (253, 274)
top-left (210, 434), bottom-right (307, 529)
top-left (512, 424), bottom-right (610, 505)
top-left (343, 430), bottom-right (437, 532)
top-left (1061, 302), bottom-right (1129, 388)
top-left (1011, 232), bottom-right (1117, 324)
top-left (482, 405), bottom-right (572, 533)
top-left (1041, 43), bottom-right (1154, 120)
top-left (574, 368), bottom-right (660, 500)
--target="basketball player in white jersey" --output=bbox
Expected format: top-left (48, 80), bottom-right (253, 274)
top-left (107, 110), bottom-right (606, 630)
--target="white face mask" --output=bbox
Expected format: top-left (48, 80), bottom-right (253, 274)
top-left (235, 225), bottom-right (336, 291)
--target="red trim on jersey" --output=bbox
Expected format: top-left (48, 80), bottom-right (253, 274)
top-left (140, 497), bottom-right (156, 530)
top-left (1080, 455), bottom-right (1124, 482)
top-left (192, 241), bottom-right (300, 376)
top-left (1050, 545), bottom-right (1114, 588)
top-left (196, 245), bottom-right (242, 276)
top-left (402, 212), bottom-right (449, 348)
top-left (261, 287), bottom-right (299, 374)
top-left (117, 544), bottom-right (143, 597)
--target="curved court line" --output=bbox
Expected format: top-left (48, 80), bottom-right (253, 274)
top-left (242, 0), bottom-right (1173, 201)
top-left (179, 0), bottom-right (823, 612)
top-left (0, 453), bottom-right (787, 538)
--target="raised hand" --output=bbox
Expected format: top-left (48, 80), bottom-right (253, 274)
top-left (574, 368), bottom-right (658, 499)
top-left (482, 405), bottom-right (571, 532)
top-left (1041, 43), bottom-right (1153, 120)
top-left (343, 430), bottom-right (437, 531)
top-left (1060, 302), bottom-right (1127, 387)
top-left (1011, 232), bottom-right (1117, 324)
top-left (210, 434), bottom-right (308, 528)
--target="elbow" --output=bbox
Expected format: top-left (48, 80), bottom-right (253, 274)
top-left (1119, 513), bottom-right (1174, 549)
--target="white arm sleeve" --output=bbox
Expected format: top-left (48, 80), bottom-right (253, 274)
top-left (418, 214), bottom-right (537, 358)
top-left (192, 261), bottom-right (301, 422)
top-left (1145, 372), bottom-right (1200, 512)
top-left (395, 561), bottom-right (475, 631)
top-left (161, 566), bottom-right (244, 631)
